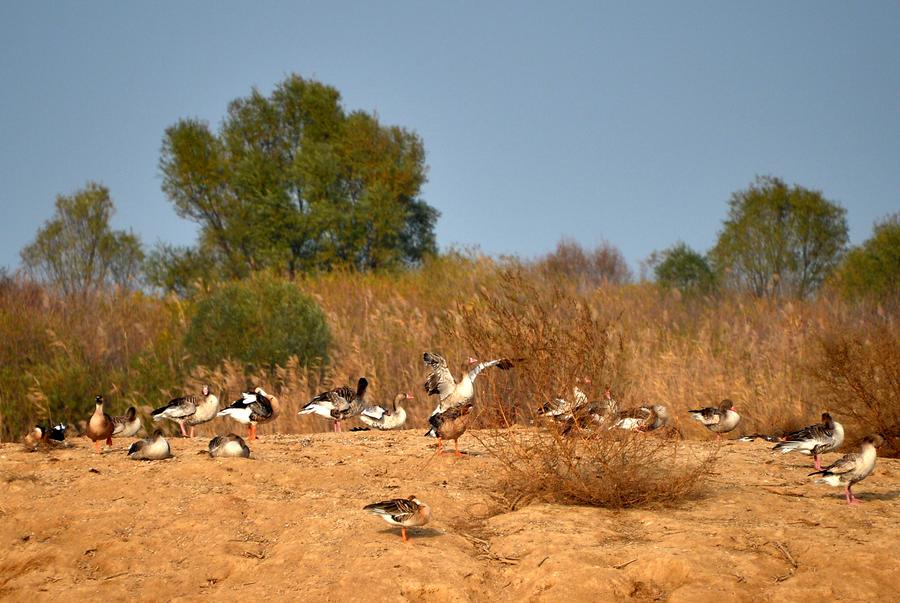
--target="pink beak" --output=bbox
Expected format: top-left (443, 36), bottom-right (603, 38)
top-left (467, 357), bottom-right (479, 365)
top-left (406, 393), bottom-right (414, 400)
top-left (583, 378), bottom-right (592, 384)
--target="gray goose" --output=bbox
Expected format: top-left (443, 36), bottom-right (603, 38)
top-left (688, 399), bottom-right (741, 440)
top-left (151, 385), bottom-right (219, 437)
top-left (208, 433), bottom-right (251, 458)
top-left (359, 393), bottom-right (413, 430)
top-left (217, 387), bottom-right (280, 440)
top-left (128, 429), bottom-right (172, 460)
top-left (363, 495), bottom-right (432, 543)
top-left (298, 378), bottom-right (368, 432)
top-left (111, 406), bottom-right (142, 438)
top-left (773, 412), bottom-right (844, 470)
top-left (809, 435), bottom-right (881, 505)
top-left (423, 352), bottom-right (515, 416)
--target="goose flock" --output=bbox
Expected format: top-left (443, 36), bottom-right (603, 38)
top-left (19, 350), bottom-right (887, 544)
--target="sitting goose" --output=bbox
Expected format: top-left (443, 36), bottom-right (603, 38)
top-left (208, 433), bottom-right (251, 458)
top-left (423, 352), bottom-right (515, 416)
top-left (111, 406), bottom-right (142, 439)
top-left (363, 495), bottom-right (432, 543)
top-left (85, 395), bottom-right (114, 453)
top-left (128, 429), bottom-right (173, 460)
top-left (359, 393), bottom-right (414, 430)
top-left (773, 412), bottom-right (845, 470)
top-left (151, 385), bottom-right (219, 438)
top-left (23, 424), bottom-right (68, 451)
top-left (218, 387), bottom-right (280, 441)
top-left (809, 434), bottom-right (882, 505)
top-left (688, 400), bottom-right (741, 440)
top-left (425, 401), bottom-right (475, 456)
top-left (298, 378), bottom-right (368, 433)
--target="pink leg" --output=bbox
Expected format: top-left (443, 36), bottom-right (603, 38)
top-left (848, 485), bottom-right (861, 505)
top-left (716, 433), bottom-right (721, 442)
top-left (179, 422), bottom-right (188, 437)
top-left (813, 454), bottom-right (821, 471)
top-left (190, 426), bottom-right (196, 438)
top-left (337, 421), bottom-right (343, 433)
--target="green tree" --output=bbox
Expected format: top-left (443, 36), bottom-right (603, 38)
top-left (651, 243), bottom-right (717, 295)
top-left (159, 74), bottom-right (438, 284)
top-left (711, 176), bottom-right (848, 299)
top-left (185, 274), bottom-right (331, 370)
top-left (830, 213), bottom-right (900, 302)
top-left (20, 183), bottom-right (144, 295)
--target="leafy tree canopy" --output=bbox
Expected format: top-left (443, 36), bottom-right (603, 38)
top-left (21, 182), bottom-right (144, 295)
top-left (651, 242), bottom-right (717, 295)
top-left (156, 74), bottom-right (438, 290)
top-left (711, 176), bottom-right (848, 299)
top-left (829, 213), bottom-right (900, 302)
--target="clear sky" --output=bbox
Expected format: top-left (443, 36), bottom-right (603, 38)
top-left (2, 1), bottom-right (898, 273)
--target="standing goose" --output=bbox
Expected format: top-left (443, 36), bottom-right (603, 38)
top-left (423, 352), bottom-right (515, 416)
top-left (208, 433), bottom-right (251, 458)
top-left (217, 387), bottom-right (280, 441)
top-left (809, 435), bottom-right (882, 505)
top-left (298, 378), bottom-right (368, 433)
top-left (85, 395), bottom-right (115, 453)
top-left (111, 406), bottom-right (142, 439)
top-left (151, 385), bottom-right (219, 437)
top-left (688, 399), bottom-right (741, 440)
top-left (363, 495), bottom-right (432, 543)
top-left (128, 429), bottom-right (172, 460)
top-left (773, 412), bottom-right (845, 470)
top-left (425, 401), bottom-right (475, 456)
top-left (359, 393), bottom-right (414, 430)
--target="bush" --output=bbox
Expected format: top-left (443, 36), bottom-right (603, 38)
top-left (811, 319), bottom-right (900, 457)
top-left (829, 213), bottom-right (900, 304)
top-left (185, 275), bottom-right (330, 370)
top-left (650, 242), bottom-right (718, 295)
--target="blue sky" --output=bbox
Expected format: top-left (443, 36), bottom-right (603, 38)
top-left (2, 1), bottom-right (898, 273)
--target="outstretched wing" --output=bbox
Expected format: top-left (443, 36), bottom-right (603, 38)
top-left (423, 352), bottom-right (456, 400)
top-left (467, 357), bottom-right (515, 382)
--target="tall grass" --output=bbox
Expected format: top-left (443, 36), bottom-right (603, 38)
top-left (2, 253), bottom-right (896, 458)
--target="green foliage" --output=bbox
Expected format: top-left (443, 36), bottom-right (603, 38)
top-left (20, 182), bottom-right (144, 295)
top-left (711, 176), bottom-right (849, 299)
top-left (158, 74), bottom-right (438, 286)
top-left (652, 242), bottom-right (717, 295)
top-left (144, 243), bottom-right (218, 297)
top-left (185, 275), bottom-right (330, 370)
top-left (830, 213), bottom-right (900, 302)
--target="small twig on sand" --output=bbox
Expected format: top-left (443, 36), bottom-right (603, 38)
top-left (767, 541), bottom-right (798, 582)
top-left (103, 572), bottom-right (130, 581)
top-left (762, 487), bottom-right (805, 498)
top-left (538, 556), bottom-right (550, 567)
top-left (613, 558), bottom-right (637, 570)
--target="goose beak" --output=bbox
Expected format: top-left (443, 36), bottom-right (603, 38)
top-left (467, 357), bottom-right (478, 365)
top-left (406, 393), bottom-right (414, 400)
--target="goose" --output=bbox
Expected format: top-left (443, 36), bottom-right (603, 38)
top-left (363, 495), bottom-right (432, 543)
top-left (536, 386), bottom-right (589, 420)
top-left (809, 434), bottom-right (882, 505)
top-left (151, 385), bottom-right (219, 437)
top-left (111, 406), bottom-right (142, 439)
top-left (423, 352), bottom-right (516, 416)
top-left (425, 401), bottom-right (474, 456)
top-left (359, 393), bottom-right (414, 430)
top-left (127, 429), bottom-right (172, 460)
top-left (208, 433), bottom-right (251, 458)
top-left (298, 378), bottom-right (368, 432)
top-left (688, 399), bottom-right (741, 440)
top-left (85, 395), bottom-right (115, 453)
top-left (23, 424), bottom-right (67, 451)
top-left (217, 387), bottom-right (280, 441)
top-left (773, 412), bottom-right (845, 470)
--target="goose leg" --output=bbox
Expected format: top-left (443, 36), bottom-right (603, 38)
top-left (847, 485), bottom-right (861, 505)
top-left (106, 437), bottom-right (112, 447)
top-left (178, 422), bottom-right (188, 437)
top-left (248, 423), bottom-right (257, 441)
top-left (401, 527), bottom-right (409, 543)
top-left (93, 440), bottom-right (101, 453)
top-left (436, 437), bottom-right (444, 454)
top-left (813, 454), bottom-right (821, 471)
top-left (454, 439), bottom-right (463, 457)
top-left (190, 426), bottom-right (196, 438)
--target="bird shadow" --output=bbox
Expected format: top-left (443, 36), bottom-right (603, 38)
top-left (378, 527), bottom-right (442, 539)
top-left (825, 490), bottom-right (900, 502)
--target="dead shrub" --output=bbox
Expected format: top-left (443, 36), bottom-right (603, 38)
top-left (477, 427), bottom-right (716, 508)
top-left (810, 318), bottom-right (900, 456)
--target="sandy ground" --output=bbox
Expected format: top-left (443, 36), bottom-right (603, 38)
top-left (1, 429), bottom-right (898, 602)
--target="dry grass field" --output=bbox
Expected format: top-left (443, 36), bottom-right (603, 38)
top-left (2, 429), bottom-right (898, 602)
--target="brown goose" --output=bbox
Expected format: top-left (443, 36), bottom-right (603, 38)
top-left (688, 399), bottom-right (741, 440)
top-left (425, 401), bottom-right (475, 456)
top-left (363, 495), bottom-right (432, 543)
top-left (217, 387), bottom-right (280, 441)
top-left (809, 435), bottom-right (882, 505)
top-left (111, 406), bottom-right (142, 438)
top-left (298, 378), bottom-right (369, 432)
top-left (423, 352), bottom-right (516, 416)
top-left (85, 395), bottom-right (115, 453)
top-left (151, 385), bottom-right (219, 437)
